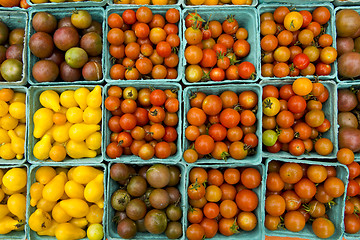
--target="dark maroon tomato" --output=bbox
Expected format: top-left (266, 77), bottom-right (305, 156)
top-left (266, 141), bottom-right (282, 153)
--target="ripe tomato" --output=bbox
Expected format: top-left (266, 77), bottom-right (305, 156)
top-left (219, 200), bottom-right (238, 218)
top-left (220, 183), bottom-right (237, 201)
top-left (279, 162), bottom-right (303, 184)
top-left (237, 212), bottom-right (257, 231)
top-left (282, 190), bottom-right (301, 211)
top-left (200, 49), bottom-right (217, 68)
top-left (345, 214), bottom-right (360, 234)
top-left (229, 142), bottom-right (248, 160)
top-left (284, 211), bottom-right (306, 232)
top-left (284, 12), bottom-right (303, 32)
top-left (188, 181), bottom-right (206, 200)
top-left (219, 218), bottom-right (238, 236)
top-left (106, 142), bottom-right (123, 159)
top-left (287, 95), bottom-right (306, 113)
top-left (210, 68), bottom-right (225, 81)
top-left (299, 10), bottom-right (312, 28)
top-left (195, 135), bottom-right (215, 155)
top-left (203, 202), bottom-right (219, 219)
top-left (314, 138), bottom-right (333, 156)
top-left (312, 218), bottom-right (335, 239)
top-left (293, 53), bottom-right (310, 70)
top-left (273, 6), bottom-right (290, 23)
top-left (243, 133), bottom-right (258, 148)
top-left (219, 108), bottom-right (240, 128)
top-left (236, 189), bottom-right (258, 212)
top-left (200, 218), bottom-right (218, 238)
top-left (347, 179), bottom-right (360, 197)
top-left (208, 169), bottom-right (224, 186)
top-left (186, 224), bottom-right (205, 240)
top-left (337, 148), bottom-right (355, 165)
top-left (265, 214), bottom-right (281, 230)
top-left (241, 168), bottom-right (261, 189)
top-left (294, 178), bottom-right (316, 199)
top-left (265, 194), bottom-right (285, 216)
top-left (239, 91), bottom-right (258, 109)
top-left (238, 62), bottom-right (256, 80)
top-left (312, 6), bottom-right (331, 25)
top-left (263, 97), bottom-right (280, 117)
top-left (324, 177), bottom-right (345, 198)
top-left (276, 110), bottom-right (294, 128)
top-left (188, 207), bottom-right (204, 224)
top-left (266, 172), bottom-right (285, 192)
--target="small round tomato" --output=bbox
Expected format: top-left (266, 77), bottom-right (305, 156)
top-left (188, 181), bottom-right (206, 200)
top-left (287, 95), bottom-right (306, 113)
top-left (314, 138), bottom-right (333, 156)
top-left (312, 218), bottom-right (335, 239)
top-left (263, 97), bottom-right (280, 117)
top-left (284, 211), bottom-right (306, 232)
top-left (265, 194), bottom-right (285, 216)
top-left (284, 12), bottom-right (303, 32)
top-left (236, 189), bottom-right (258, 212)
top-left (293, 53), bottom-right (310, 70)
top-left (262, 130), bottom-right (278, 147)
top-left (238, 62), bottom-right (256, 80)
top-left (289, 139), bottom-right (306, 156)
top-left (186, 224), bottom-right (205, 240)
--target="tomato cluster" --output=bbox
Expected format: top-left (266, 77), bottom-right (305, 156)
top-left (107, 7), bottom-right (180, 80)
top-left (336, 148), bottom-right (360, 234)
top-left (265, 161), bottom-right (345, 239)
top-left (186, 0), bottom-right (252, 6)
top-left (260, 6), bottom-right (337, 78)
top-left (262, 78), bottom-right (333, 156)
top-left (110, 163), bottom-right (183, 239)
top-left (184, 90), bottom-right (259, 163)
top-left (105, 86), bottom-right (179, 160)
top-left (186, 166), bottom-right (261, 240)
top-left (184, 12), bottom-right (256, 83)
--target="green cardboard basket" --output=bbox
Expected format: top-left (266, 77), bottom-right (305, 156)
top-left (258, 3), bottom-right (337, 81)
top-left (0, 86), bottom-right (27, 165)
top-left (265, 158), bottom-right (348, 240)
top-left (27, 7), bottom-right (105, 85)
top-left (182, 84), bottom-right (262, 164)
top-left (337, 82), bottom-right (360, 160)
top-left (260, 80), bottom-right (338, 159)
top-left (260, 0), bottom-right (332, 3)
top-left (334, 0), bottom-right (360, 6)
top-left (335, 6), bottom-right (360, 83)
top-left (0, 10), bottom-right (28, 86)
top-left (26, 163), bottom-right (107, 240)
top-left (106, 160), bottom-right (186, 240)
top-left (181, 7), bottom-right (260, 85)
top-left (105, 5), bottom-right (183, 83)
top-left (27, 85), bottom-right (103, 164)
top-left (103, 82), bottom-right (182, 163)
top-left (26, 0), bottom-right (106, 9)
top-left (184, 162), bottom-right (265, 240)
top-left (0, 164), bottom-right (29, 240)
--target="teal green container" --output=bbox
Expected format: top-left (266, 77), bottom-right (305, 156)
top-left (337, 82), bottom-right (360, 161)
top-left (106, 160), bottom-right (186, 240)
top-left (0, 164), bottom-right (28, 239)
top-left (105, 6), bottom-right (183, 83)
top-left (334, 0), bottom-right (360, 5)
top-left (181, 8), bottom-right (259, 85)
top-left (0, 86), bottom-right (27, 165)
top-left (26, 163), bottom-right (107, 240)
top-left (185, 162), bottom-right (265, 240)
top-left (258, 3), bottom-right (337, 81)
top-left (260, 80), bottom-right (338, 159)
top-left (260, 0), bottom-right (332, 3)
top-left (265, 158), bottom-right (347, 240)
top-left (103, 82), bottom-right (182, 162)
top-left (27, 85), bottom-right (103, 164)
top-left (183, 84), bottom-right (262, 164)
top-left (27, 7), bottom-right (105, 85)
top-left (335, 6), bottom-right (360, 83)
top-left (0, 10), bottom-right (28, 86)
top-left (26, 0), bottom-right (106, 9)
